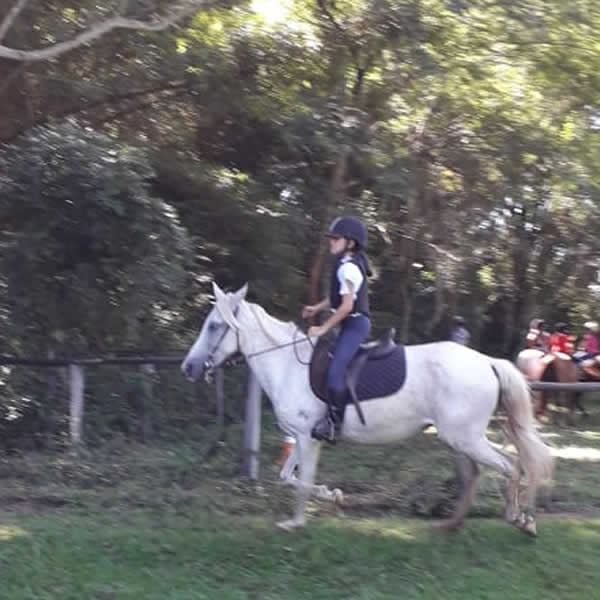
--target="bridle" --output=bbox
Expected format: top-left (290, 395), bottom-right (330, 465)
top-left (202, 309), bottom-right (314, 382)
top-left (203, 322), bottom-right (243, 382)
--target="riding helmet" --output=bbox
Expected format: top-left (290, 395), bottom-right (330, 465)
top-left (326, 216), bottom-right (368, 249)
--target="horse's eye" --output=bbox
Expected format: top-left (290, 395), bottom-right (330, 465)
top-left (208, 322), bottom-right (220, 332)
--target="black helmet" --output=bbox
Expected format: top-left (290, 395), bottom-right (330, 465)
top-left (529, 318), bottom-right (544, 330)
top-left (453, 315), bottom-right (465, 325)
top-left (326, 216), bottom-right (368, 249)
top-left (555, 322), bottom-right (568, 333)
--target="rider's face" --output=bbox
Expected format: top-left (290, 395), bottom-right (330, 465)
top-left (328, 236), bottom-right (347, 255)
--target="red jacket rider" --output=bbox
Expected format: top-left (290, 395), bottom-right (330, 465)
top-left (550, 323), bottom-right (575, 355)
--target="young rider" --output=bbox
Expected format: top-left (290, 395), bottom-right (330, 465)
top-left (575, 321), bottom-right (600, 379)
top-left (526, 318), bottom-right (551, 353)
top-left (302, 216), bottom-right (371, 443)
top-left (550, 322), bottom-right (575, 356)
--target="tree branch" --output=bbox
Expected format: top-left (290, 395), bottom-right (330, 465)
top-left (1, 80), bottom-right (190, 143)
top-left (315, 0), bottom-right (346, 37)
top-left (0, 0), bottom-right (30, 44)
top-left (315, 0), bottom-right (359, 64)
top-left (93, 88), bottom-right (191, 127)
top-left (0, 1), bottom-right (218, 62)
top-left (397, 234), bottom-right (460, 262)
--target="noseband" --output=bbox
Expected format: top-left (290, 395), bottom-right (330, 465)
top-left (203, 325), bottom-right (243, 382)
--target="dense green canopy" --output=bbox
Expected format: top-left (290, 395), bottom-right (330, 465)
top-left (1, 0), bottom-right (599, 445)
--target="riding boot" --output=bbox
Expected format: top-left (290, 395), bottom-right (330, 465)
top-left (311, 389), bottom-right (346, 444)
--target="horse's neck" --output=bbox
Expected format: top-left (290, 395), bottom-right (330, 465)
top-left (240, 302), bottom-right (296, 350)
top-left (238, 302), bottom-right (312, 408)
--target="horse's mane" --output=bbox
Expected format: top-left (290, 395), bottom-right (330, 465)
top-left (244, 301), bottom-right (299, 345)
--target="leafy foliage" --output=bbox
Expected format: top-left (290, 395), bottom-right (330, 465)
top-left (0, 121), bottom-right (192, 355)
top-left (1, 0), bottom-right (600, 445)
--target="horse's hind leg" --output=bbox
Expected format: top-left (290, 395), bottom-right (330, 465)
top-left (451, 436), bottom-right (535, 535)
top-left (534, 390), bottom-right (547, 420)
top-left (436, 452), bottom-right (480, 532)
top-left (573, 392), bottom-right (588, 418)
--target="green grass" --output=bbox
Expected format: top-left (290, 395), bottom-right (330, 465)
top-left (1, 512), bottom-right (600, 599)
top-left (2, 401), bottom-right (600, 599)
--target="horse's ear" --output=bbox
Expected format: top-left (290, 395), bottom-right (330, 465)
top-left (233, 283), bottom-right (248, 304)
top-left (213, 284), bottom-right (241, 330)
top-left (212, 281), bottom-right (224, 299)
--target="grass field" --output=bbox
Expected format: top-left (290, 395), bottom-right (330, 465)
top-left (1, 402), bottom-right (600, 599)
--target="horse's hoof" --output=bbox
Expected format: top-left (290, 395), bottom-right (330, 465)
top-left (505, 507), bottom-right (520, 524)
top-left (276, 519), bottom-right (304, 532)
top-left (332, 488), bottom-right (345, 506)
top-left (515, 513), bottom-right (537, 537)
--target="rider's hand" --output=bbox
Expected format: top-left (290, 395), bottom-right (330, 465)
top-left (302, 305), bottom-right (319, 319)
top-left (308, 325), bottom-right (326, 338)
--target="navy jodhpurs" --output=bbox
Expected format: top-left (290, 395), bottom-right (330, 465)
top-left (327, 314), bottom-right (371, 393)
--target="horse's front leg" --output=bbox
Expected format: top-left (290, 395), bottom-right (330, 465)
top-left (278, 443), bottom-right (344, 505)
top-left (279, 444), bottom-right (298, 481)
top-left (277, 435), bottom-right (323, 532)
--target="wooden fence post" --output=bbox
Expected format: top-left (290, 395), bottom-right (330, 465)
top-left (215, 367), bottom-right (226, 441)
top-left (241, 369), bottom-right (262, 481)
top-left (139, 363), bottom-right (155, 442)
top-left (69, 363), bottom-right (85, 446)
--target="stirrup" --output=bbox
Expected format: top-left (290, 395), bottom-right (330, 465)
top-left (311, 416), bottom-right (338, 444)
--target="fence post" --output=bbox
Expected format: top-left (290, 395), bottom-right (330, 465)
top-left (241, 368), bottom-right (262, 481)
top-left (139, 363), bottom-right (156, 442)
top-left (69, 363), bottom-right (85, 446)
top-left (215, 367), bottom-right (225, 441)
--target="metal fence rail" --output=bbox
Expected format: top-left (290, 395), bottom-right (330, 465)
top-left (0, 354), bottom-right (262, 480)
top-left (2, 353), bottom-right (600, 480)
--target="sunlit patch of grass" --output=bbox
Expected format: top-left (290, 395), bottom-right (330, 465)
top-left (332, 517), bottom-right (419, 541)
top-left (575, 430), bottom-right (600, 441)
top-left (540, 431), bottom-right (562, 439)
top-left (0, 525), bottom-right (29, 541)
top-left (551, 446), bottom-right (600, 461)
top-left (571, 521), bottom-right (600, 540)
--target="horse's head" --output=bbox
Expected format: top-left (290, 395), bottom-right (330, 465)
top-left (181, 282), bottom-right (248, 381)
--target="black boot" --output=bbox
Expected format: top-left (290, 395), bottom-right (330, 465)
top-left (311, 389), bottom-right (346, 443)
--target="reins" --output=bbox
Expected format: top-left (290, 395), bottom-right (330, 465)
top-left (205, 306), bottom-right (314, 379)
top-left (242, 304), bottom-right (314, 365)
top-left (246, 326), bottom-right (313, 365)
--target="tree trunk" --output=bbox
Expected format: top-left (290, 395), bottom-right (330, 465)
top-left (307, 151), bottom-right (349, 308)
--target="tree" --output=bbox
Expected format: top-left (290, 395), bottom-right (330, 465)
top-left (0, 0), bottom-right (233, 61)
top-left (0, 121), bottom-right (193, 356)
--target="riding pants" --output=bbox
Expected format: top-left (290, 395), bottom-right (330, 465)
top-left (327, 314), bottom-right (371, 393)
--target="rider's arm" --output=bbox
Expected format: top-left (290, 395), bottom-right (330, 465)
top-left (313, 298), bottom-right (331, 312)
top-left (302, 297), bottom-right (330, 319)
top-left (526, 329), bottom-right (538, 348)
top-left (316, 281), bottom-right (354, 335)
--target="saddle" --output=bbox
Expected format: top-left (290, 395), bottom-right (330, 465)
top-left (309, 327), bottom-right (407, 425)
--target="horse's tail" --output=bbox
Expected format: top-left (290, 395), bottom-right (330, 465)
top-left (491, 358), bottom-right (554, 506)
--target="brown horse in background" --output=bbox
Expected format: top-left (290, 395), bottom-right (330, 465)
top-left (516, 349), bottom-right (585, 423)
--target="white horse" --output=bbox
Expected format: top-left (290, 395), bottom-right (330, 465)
top-left (182, 283), bottom-right (554, 535)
